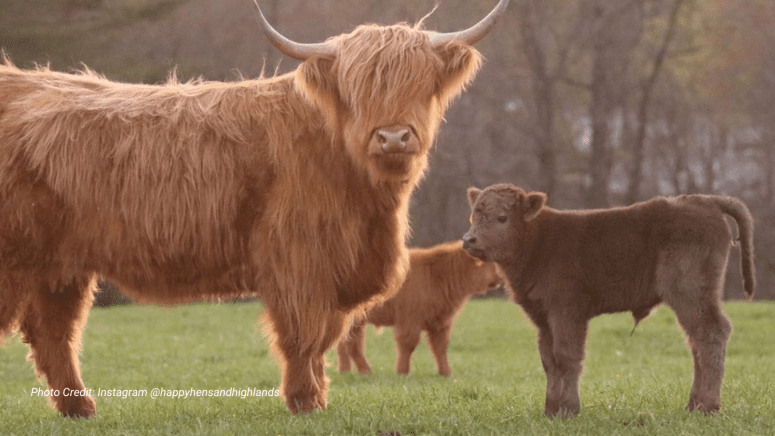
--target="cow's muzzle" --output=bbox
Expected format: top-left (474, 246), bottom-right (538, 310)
top-left (370, 126), bottom-right (419, 155)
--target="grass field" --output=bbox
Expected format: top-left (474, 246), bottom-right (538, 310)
top-left (1, 299), bottom-right (773, 435)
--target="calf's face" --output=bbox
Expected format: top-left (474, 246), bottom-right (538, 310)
top-left (478, 259), bottom-right (503, 290)
top-left (462, 185), bottom-right (546, 263)
top-left (462, 248), bottom-right (504, 290)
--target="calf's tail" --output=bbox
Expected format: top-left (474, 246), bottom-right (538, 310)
top-left (711, 196), bottom-right (755, 299)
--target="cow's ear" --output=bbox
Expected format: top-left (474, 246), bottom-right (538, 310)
top-left (522, 192), bottom-right (546, 221)
top-left (296, 57), bottom-right (340, 117)
top-left (467, 187), bottom-right (482, 208)
top-left (435, 43), bottom-right (483, 108)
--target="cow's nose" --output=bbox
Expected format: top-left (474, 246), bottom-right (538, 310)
top-left (462, 233), bottom-right (477, 249)
top-left (376, 128), bottom-right (410, 154)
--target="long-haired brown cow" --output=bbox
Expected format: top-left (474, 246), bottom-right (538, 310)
top-left (337, 240), bottom-right (502, 376)
top-left (0, 0), bottom-right (510, 417)
top-left (463, 183), bottom-right (755, 418)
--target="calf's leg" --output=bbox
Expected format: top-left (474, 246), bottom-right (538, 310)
top-left (670, 302), bottom-right (731, 414)
top-left (394, 326), bottom-right (421, 375)
top-left (659, 249), bottom-right (731, 414)
top-left (546, 315), bottom-right (588, 418)
top-left (336, 338), bottom-right (353, 373)
top-left (427, 325), bottom-right (453, 376)
top-left (19, 276), bottom-right (97, 418)
top-left (337, 318), bottom-right (372, 374)
top-left (536, 326), bottom-right (562, 416)
top-left (345, 319), bottom-right (372, 374)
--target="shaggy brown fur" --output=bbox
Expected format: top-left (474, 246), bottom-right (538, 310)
top-left (336, 241), bottom-right (501, 376)
top-left (463, 183), bottom-right (755, 418)
top-left (0, 15), bottom-right (490, 417)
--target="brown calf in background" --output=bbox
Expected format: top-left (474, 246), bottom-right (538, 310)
top-left (464, 183), bottom-right (755, 418)
top-left (337, 241), bottom-right (501, 376)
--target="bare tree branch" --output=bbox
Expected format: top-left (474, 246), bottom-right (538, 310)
top-left (625, 0), bottom-right (687, 203)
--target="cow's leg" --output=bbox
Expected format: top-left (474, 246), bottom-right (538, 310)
top-left (547, 315), bottom-right (587, 418)
top-left (0, 273), bottom-right (31, 340)
top-left (537, 325), bottom-right (562, 417)
top-left (344, 318), bottom-right (372, 374)
top-left (309, 352), bottom-right (328, 411)
top-left (264, 304), bottom-right (349, 414)
top-left (426, 325), bottom-right (452, 376)
top-left (263, 306), bottom-right (323, 414)
top-left (395, 326), bottom-right (421, 375)
top-left (19, 276), bottom-right (97, 418)
top-left (310, 310), bottom-right (350, 408)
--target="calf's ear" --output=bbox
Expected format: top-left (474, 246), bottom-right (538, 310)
top-left (467, 187), bottom-right (482, 208)
top-left (522, 192), bottom-right (546, 221)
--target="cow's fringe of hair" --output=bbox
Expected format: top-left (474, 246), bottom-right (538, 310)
top-left (334, 23), bottom-right (481, 121)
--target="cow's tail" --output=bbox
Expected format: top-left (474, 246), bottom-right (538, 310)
top-left (708, 196), bottom-right (756, 299)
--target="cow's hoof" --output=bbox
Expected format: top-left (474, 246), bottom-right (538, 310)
top-left (287, 394), bottom-right (325, 415)
top-left (61, 396), bottom-right (97, 419)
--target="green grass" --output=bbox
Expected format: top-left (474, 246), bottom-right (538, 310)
top-left (1, 300), bottom-right (773, 435)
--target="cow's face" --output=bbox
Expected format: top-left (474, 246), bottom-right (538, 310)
top-left (295, 26), bottom-right (481, 185)
top-left (463, 184), bottom-right (546, 263)
top-left (255, 0), bottom-right (509, 186)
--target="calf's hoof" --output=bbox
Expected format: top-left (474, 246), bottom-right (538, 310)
top-left (686, 399), bottom-right (721, 415)
top-left (544, 404), bottom-right (579, 419)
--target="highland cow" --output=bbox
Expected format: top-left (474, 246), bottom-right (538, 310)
top-left (463, 183), bottom-right (755, 418)
top-left (0, 0), bottom-right (510, 417)
top-left (337, 241), bottom-right (502, 376)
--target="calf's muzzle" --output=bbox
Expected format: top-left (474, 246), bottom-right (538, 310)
top-left (462, 232), bottom-right (477, 250)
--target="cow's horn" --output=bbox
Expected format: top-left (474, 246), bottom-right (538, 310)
top-left (252, 0), bottom-right (336, 60)
top-left (427, 0), bottom-right (510, 47)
